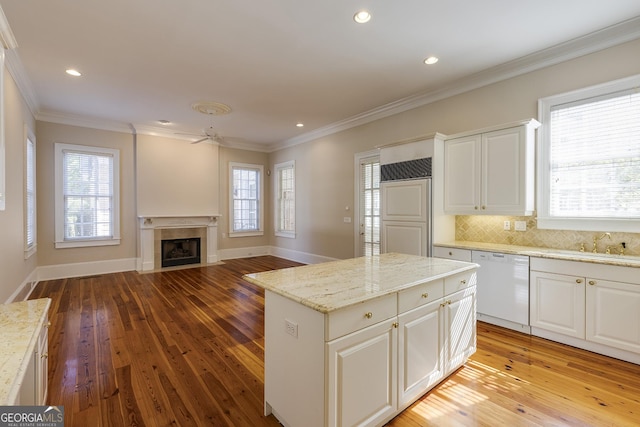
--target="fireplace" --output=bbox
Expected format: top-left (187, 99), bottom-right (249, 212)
top-left (161, 238), bottom-right (201, 268)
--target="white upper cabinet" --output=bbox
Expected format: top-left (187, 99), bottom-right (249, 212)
top-left (444, 119), bottom-right (540, 215)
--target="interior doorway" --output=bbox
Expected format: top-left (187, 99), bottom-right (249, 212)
top-left (355, 151), bottom-right (380, 257)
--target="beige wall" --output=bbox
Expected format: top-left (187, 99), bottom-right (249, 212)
top-left (218, 146), bottom-right (270, 251)
top-left (35, 122), bottom-right (137, 267)
top-left (0, 64), bottom-right (37, 302)
top-left (136, 134), bottom-right (219, 216)
top-left (267, 38), bottom-right (640, 260)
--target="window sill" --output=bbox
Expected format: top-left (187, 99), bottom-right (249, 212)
top-left (228, 231), bottom-right (264, 238)
top-left (275, 231), bottom-right (296, 239)
top-left (24, 244), bottom-right (37, 260)
top-left (55, 238), bottom-right (121, 249)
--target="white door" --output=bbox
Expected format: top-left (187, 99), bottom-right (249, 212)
top-left (444, 134), bottom-right (481, 213)
top-left (327, 320), bottom-right (397, 427)
top-left (482, 126), bottom-right (526, 212)
top-left (356, 154), bottom-right (380, 257)
top-left (398, 299), bottom-right (444, 407)
top-left (444, 286), bottom-right (477, 373)
top-left (530, 271), bottom-right (585, 338)
top-left (586, 278), bottom-right (640, 353)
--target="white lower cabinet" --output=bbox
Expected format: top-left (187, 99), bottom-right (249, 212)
top-left (530, 257), bottom-right (640, 364)
top-left (264, 269), bottom-right (478, 427)
top-left (327, 320), bottom-right (397, 427)
top-left (530, 270), bottom-right (586, 338)
top-left (18, 317), bottom-right (49, 406)
top-left (586, 278), bottom-right (640, 354)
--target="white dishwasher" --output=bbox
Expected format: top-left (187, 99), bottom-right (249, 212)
top-left (472, 250), bottom-right (530, 332)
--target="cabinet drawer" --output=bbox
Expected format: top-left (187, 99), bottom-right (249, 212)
top-left (433, 247), bottom-right (472, 262)
top-left (326, 294), bottom-right (397, 341)
top-left (444, 270), bottom-right (477, 295)
top-left (398, 279), bottom-right (444, 313)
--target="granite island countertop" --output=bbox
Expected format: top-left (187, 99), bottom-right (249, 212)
top-left (435, 241), bottom-right (640, 268)
top-left (243, 253), bottom-right (478, 313)
top-left (0, 298), bottom-right (51, 405)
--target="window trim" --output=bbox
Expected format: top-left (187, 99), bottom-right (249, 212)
top-left (228, 162), bottom-right (264, 238)
top-left (54, 143), bottom-right (121, 248)
top-left (274, 160), bottom-right (296, 239)
top-left (537, 73), bottom-right (640, 232)
top-left (24, 125), bottom-right (37, 258)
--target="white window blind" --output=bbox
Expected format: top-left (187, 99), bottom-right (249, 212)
top-left (62, 149), bottom-right (115, 239)
top-left (360, 158), bottom-right (380, 256)
top-left (25, 135), bottom-right (36, 252)
top-left (549, 89), bottom-right (640, 218)
top-left (275, 161), bottom-right (295, 237)
top-left (230, 163), bottom-right (263, 235)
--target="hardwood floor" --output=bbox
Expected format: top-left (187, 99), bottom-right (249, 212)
top-left (30, 256), bottom-right (640, 426)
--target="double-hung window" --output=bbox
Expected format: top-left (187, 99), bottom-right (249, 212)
top-left (229, 162), bottom-right (263, 237)
top-left (537, 74), bottom-right (640, 232)
top-left (275, 161), bottom-right (295, 238)
top-left (54, 143), bottom-right (120, 248)
top-left (24, 128), bottom-right (36, 258)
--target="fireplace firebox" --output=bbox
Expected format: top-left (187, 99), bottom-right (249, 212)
top-left (161, 238), bottom-right (201, 268)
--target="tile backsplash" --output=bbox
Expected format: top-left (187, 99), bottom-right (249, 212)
top-left (455, 215), bottom-right (640, 256)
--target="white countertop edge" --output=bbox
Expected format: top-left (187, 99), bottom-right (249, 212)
top-left (1, 298), bottom-right (51, 406)
top-left (246, 261), bottom-right (479, 314)
top-left (435, 241), bottom-right (640, 268)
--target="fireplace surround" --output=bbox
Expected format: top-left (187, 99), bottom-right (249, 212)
top-left (137, 215), bottom-right (219, 272)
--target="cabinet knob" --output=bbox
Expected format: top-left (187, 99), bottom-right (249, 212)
top-left (576, 279), bottom-right (583, 284)
top-left (588, 280), bottom-right (596, 286)
top-left (40, 353), bottom-right (48, 359)
top-left (364, 312), bottom-right (373, 319)
top-left (460, 279), bottom-right (466, 285)
top-left (392, 322), bottom-right (399, 328)
top-left (481, 205), bottom-right (486, 210)
top-left (448, 251), bottom-right (453, 256)
top-left (421, 293), bottom-right (429, 299)
top-left (474, 206), bottom-right (479, 210)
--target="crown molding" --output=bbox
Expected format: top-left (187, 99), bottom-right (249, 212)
top-left (5, 49), bottom-right (39, 116)
top-left (0, 6), bottom-right (17, 49)
top-left (37, 109), bottom-right (135, 134)
top-left (274, 15), bottom-right (640, 152)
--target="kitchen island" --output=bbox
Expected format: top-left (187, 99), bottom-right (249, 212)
top-left (244, 253), bottom-right (478, 427)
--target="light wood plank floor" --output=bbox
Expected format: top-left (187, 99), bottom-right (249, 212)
top-left (30, 256), bottom-right (640, 426)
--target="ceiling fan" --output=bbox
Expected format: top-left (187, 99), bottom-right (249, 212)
top-left (177, 101), bottom-right (232, 144)
top-left (186, 124), bottom-right (226, 144)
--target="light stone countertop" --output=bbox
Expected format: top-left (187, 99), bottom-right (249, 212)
top-left (243, 253), bottom-right (478, 313)
top-left (0, 298), bottom-right (51, 405)
top-left (435, 241), bottom-right (640, 268)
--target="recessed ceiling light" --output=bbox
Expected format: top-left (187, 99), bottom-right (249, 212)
top-left (424, 56), bottom-right (439, 65)
top-left (296, 123), bottom-right (304, 128)
top-left (65, 69), bottom-right (82, 77)
top-left (158, 120), bottom-right (171, 125)
top-left (353, 10), bottom-right (371, 24)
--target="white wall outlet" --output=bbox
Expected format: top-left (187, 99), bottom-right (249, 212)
top-left (285, 319), bottom-right (298, 338)
top-left (343, 217), bottom-right (352, 223)
top-left (515, 221), bottom-right (527, 231)
top-left (503, 220), bottom-right (511, 230)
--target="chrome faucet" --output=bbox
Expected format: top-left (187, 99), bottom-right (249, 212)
top-left (592, 232), bottom-right (611, 253)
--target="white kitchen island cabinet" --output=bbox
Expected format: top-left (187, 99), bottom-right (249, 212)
top-left (244, 253), bottom-right (478, 427)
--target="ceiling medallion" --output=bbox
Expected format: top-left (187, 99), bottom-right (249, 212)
top-left (191, 101), bottom-right (232, 116)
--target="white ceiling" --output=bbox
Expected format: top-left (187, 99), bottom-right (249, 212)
top-left (2, 1), bottom-right (640, 151)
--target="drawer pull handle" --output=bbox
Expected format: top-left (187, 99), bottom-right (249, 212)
top-left (440, 300), bottom-right (452, 307)
top-left (421, 293), bottom-right (429, 298)
top-left (364, 312), bottom-right (373, 319)
top-left (576, 279), bottom-right (583, 284)
top-left (460, 280), bottom-right (466, 285)
top-left (588, 280), bottom-right (596, 286)
top-left (41, 353), bottom-right (48, 359)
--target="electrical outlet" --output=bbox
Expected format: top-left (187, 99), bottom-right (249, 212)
top-left (503, 220), bottom-right (511, 230)
top-left (343, 217), bottom-right (352, 223)
top-left (515, 221), bottom-right (527, 231)
top-left (285, 319), bottom-right (298, 338)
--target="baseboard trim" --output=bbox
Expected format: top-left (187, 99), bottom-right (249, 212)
top-left (37, 258), bottom-right (137, 281)
top-left (4, 269), bottom-right (38, 304)
top-left (217, 246), bottom-right (271, 260)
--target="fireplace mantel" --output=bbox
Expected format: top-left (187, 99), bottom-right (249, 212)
top-left (137, 215), bottom-right (221, 272)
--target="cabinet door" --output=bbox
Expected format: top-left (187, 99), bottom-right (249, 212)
top-left (327, 320), bottom-right (397, 427)
top-left (530, 271), bottom-right (585, 338)
top-left (381, 180), bottom-right (428, 222)
top-left (444, 135), bottom-right (481, 214)
top-left (444, 286), bottom-right (477, 372)
top-left (398, 300), bottom-right (443, 407)
top-left (381, 221), bottom-right (427, 256)
top-left (481, 126), bottom-right (530, 213)
top-left (586, 279), bottom-right (640, 353)
top-left (36, 323), bottom-right (49, 405)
